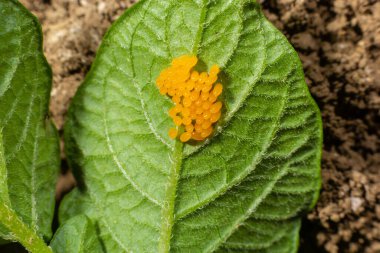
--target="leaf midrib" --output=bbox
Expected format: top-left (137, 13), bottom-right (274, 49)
top-left (158, 141), bottom-right (183, 253)
top-left (157, 0), bottom-right (209, 251)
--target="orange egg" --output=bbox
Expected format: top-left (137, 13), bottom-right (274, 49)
top-left (212, 84), bottom-right (223, 97)
top-left (183, 97), bottom-right (192, 107)
top-left (210, 65), bottom-right (220, 76)
top-left (185, 124), bottom-right (194, 133)
top-left (173, 116), bottom-right (182, 126)
top-left (194, 123), bottom-right (203, 133)
top-left (194, 100), bottom-right (202, 107)
top-left (159, 87), bottom-right (168, 95)
top-left (180, 132), bottom-right (192, 142)
top-left (202, 83), bottom-right (213, 92)
top-left (174, 105), bottom-right (183, 113)
top-left (199, 72), bottom-right (208, 83)
top-left (208, 94), bottom-right (217, 103)
top-left (187, 81), bottom-right (195, 91)
top-left (210, 111), bottom-right (221, 123)
top-left (172, 96), bottom-right (180, 104)
top-left (192, 132), bottom-right (203, 141)
top-left (201, 91), bottom-right (209, 101)
top-left (168, 128), bottom-right (178, 139)
top-left (182, 107), bottom-right (190, 117)
top-left (183, 117), bottom-right (192, 126)
top-left (169, 108), bottom-right (177, 118)
top-left (168, 89), bottom-right (176, 97)
top-left (190, 91), bottom-right (200, 101)
top-left (196, 116), bottom-right (204, 125)
top-left (210, 101), bottom-right (222, 114)
top-left (203, 111), bottom-right (211, 120)
top-left (195, 107), bottom-right (203, 115)
top-left (202, 101), bottom-right (211, 110)
top-left (191, 71), bottom-right (199, 81)
top-left (201, 127), bottom-right (213, 138)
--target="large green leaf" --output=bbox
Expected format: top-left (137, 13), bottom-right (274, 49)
top-left (50, 215), bottom-right (103, 253)
top-left (63, 0), bottom-right (322, 252)
top-left (0, 0), bottom-right (60, 241)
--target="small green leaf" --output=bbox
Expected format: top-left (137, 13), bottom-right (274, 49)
top-left (50, 215), bottom-right (103, 253)
top-left (0, 0), bottom-right (60, 241)
top-left (58, 188), bottom-right (96, 224)
top-left (63, 0), bottom-right (322, 252)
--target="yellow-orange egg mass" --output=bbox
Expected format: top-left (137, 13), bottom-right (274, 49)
top-left (156, 55), bottom-right (223, 143)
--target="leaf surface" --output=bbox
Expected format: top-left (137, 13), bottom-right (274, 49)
top-left (216, 218), bottom-right (301, 253)
top-left (0, 132), bottom-right (10, 239)
top-left (0, 132), bottom-right (9, 205)
top-left (50, 215), bottom-right (103, 253)
top-left (63, 0), bottom-right (322, 252)
top-left (0, 0), bottom-right (60, 240)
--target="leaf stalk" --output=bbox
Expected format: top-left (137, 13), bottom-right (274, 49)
top-left (158, 140), bottom-right (183, 253)
top-left (0, 203), bottom-right (52, 253)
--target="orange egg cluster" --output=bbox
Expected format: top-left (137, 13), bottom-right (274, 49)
top-left (156, 55), bottom-right (223, 142)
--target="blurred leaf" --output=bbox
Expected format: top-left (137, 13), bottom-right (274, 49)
top-left (50, 215), bottom-right (103, 253)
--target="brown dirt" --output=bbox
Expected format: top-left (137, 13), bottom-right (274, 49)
top-left (6, 0), bottom-right (380, 252)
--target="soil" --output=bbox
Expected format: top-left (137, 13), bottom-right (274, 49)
top-left (4, 0), bottom-right (380, 252)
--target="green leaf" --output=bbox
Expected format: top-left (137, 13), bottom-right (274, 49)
top-left (63, 0), bottom-right (322, 252)
top-left (58, 188), bottom-right (97, 225)
top-left (0, 199), bottom-right (52, 253)
top-left (0, 132), bottom-right (9, 205)
top-left (216, 218), bottom-right (301, 253)
top-left (0, 131), bottom-right (10, 240)
top-left (50, 215), bottom-right (103, 253)
top-left (0, 0), bottom-right (60, 241)
top-left (0, 135), bottom-right (52, 253)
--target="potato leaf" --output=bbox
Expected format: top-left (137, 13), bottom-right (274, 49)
top-left (63, 0), bottom-right (322, 252)
top-left (50, 215), bottom-right (103, 253)
top-left (0, 0), bottom-right (60, 241)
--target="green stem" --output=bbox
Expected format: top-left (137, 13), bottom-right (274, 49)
top-left (158, 141), bottom-right (183, 253)
top-left (0, 202), bottom-right (52, 253)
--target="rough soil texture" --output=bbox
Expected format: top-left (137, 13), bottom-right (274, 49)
top-left (6, 0), bottom-right (380, 252)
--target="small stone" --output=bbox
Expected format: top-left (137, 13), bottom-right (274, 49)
top-left (350, 197), bottom-right (363, 213)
